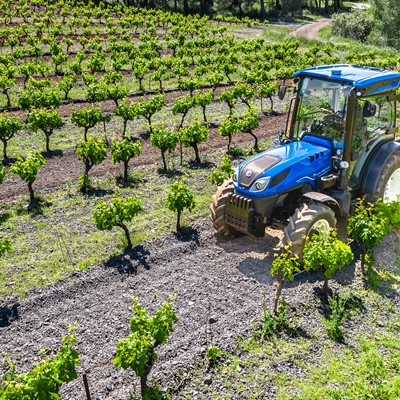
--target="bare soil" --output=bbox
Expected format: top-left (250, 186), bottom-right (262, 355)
top-left (0, 112), bottom-right (287, 203)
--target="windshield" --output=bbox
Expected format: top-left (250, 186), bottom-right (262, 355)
top-left (292, 77), bottom-right (352, 143)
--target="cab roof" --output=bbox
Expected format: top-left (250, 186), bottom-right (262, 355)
top-left (293, 64), bottom-right (400, 95)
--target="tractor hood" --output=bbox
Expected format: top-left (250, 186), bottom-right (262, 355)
top-left (234, 138), bottom-right (333, 198)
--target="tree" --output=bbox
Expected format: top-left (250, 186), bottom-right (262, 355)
top-left (369, 0), bottom-right (400, 48)
top-left (150, 126), bottom-right (179, 172)
top-left (0, 114), bottom-right (23, 159)
top-left (166, 179), bottom-right (196, 231)
top-left (75, 137), bottom-right (107, 193)
top-left (179, 121), bottom-right (209, 163)
top-left (303, 230), bottom-right (353, 297)
top-left (93, 196), bottom-right (143, 250)
top-left (114, 297), bottom-right (177, 398)
top-left (28, 109), bottom-right (63, 153)
top-left (9, 152), bottom-right (46, 209)
top-left (71, 107), bottom-right (103, 142)
top-left (270, 248), bottom-right (300, 314)
top-left (111, 137), bottom-right (142, 186)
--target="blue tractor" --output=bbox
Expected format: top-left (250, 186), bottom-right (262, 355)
top-left (210, 64), bottom-right (400, 258)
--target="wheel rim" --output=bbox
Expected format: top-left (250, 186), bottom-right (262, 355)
top-left (308, 218), bottom-right (331, 238)
top-left (383, 168), bottom-right (400, 202)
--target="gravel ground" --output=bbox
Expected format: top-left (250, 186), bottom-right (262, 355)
top-left (0, 219), bottom-right (281, 399)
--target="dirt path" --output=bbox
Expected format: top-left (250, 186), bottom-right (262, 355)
top-left (290, 18), bottom-right (331, 40)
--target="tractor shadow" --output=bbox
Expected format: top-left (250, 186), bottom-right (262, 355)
top-left (104, 244), bottom-right (150, 274)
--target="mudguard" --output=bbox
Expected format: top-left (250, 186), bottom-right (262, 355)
top-left (303, 192), bottom-right (342, 216)
top-left (359, 140), bottom-right (400, 199)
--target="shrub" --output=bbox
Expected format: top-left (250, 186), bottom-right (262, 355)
top-left (347, 200), bottom-right (390, 275)
top-left (114, 297), bottom-right (177, 399)
top-left (111, 137), bottom-right (142, 186)
top-left (9, 152), bottom-right (46, 209)
top-left (150, 126), bottom-right (179, 172)
top-left (93, 196), bottom-right (143, 250)
top-left (75, 137), bottom-right (107, 193)
top-left (166, 179), bottom-right (196, 232)
top-left (270, 247), bottom-right (300, 314)
top-left (331, 11), bottom-right (375, 42)
top-left (0, 328), bottom-right (79, 399)
top-left (0, 114), bottom-right (23, 159)
top-left (303, 229), bottom-right (353, 296)
top-left (28, 108), bottom-right (63, 153)
top-left (208, 156), bottom-right (234, 186)
top-left (71, 107), bottom-right (103, 142)
top-left (179, 121), bottom-right (209, 164)
top-left (0, 237), bottom-right (12, 257)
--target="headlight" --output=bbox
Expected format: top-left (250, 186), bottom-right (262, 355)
top-left (232, 167), bottom-right (239, 183)
top-left (250, 176), bottom-right (271, 192)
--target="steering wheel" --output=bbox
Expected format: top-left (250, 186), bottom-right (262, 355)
top-left (322, 110), bottom-right (342, 126)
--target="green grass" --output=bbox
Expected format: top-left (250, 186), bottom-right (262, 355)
top-left (278, 331), bottom-right (400, 400)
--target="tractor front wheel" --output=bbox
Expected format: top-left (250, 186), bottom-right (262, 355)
top-left (210, 179), bottom-right (238, 236)
top-left (374, 153), bottom-right (400, 202)
top-left (283, 203), bottom-right (336, 261)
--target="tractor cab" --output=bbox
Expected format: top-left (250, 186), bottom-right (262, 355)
top-left (285, 65), bottom-right (400, 195)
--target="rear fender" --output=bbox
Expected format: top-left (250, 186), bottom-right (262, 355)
top-left (359, 140), bottom-right (400, 201)
top-left (303, 192), bottom-right (342, 216)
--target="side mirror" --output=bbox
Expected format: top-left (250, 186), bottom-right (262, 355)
top-left (363, 101), bottom-right (377, 118)
top-left (278, 86), bottom-right (287, 100)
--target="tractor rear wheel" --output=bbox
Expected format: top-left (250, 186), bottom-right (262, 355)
top-left (210, 179), bottom-right (238, 236)
top-left (374, 153), bottom-right (400, 202)
top-left (283, 203), bottom-right (337, 261)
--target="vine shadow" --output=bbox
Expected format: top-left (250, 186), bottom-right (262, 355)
top-left (105, 244), bottom-right (150, 274)
top-left (40, 149), bottom-right (63, 159)
top-left (187, 161), bottom-right (214, 170)
top-left (157, 169), bottom-right (184, 178)
top-left (1, 157), bottom-right (17, 166)
top-left (0, 211), bottom-right (11, 224)
top-left (85, 188), bottom-right (114, 198)
top-left (174, 226), bottom-right (200, 244)
top-left (0, 303), bottom-right (19, 328)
